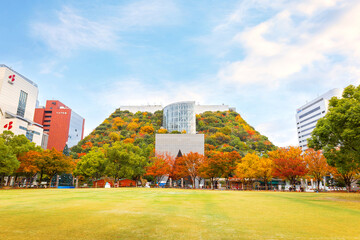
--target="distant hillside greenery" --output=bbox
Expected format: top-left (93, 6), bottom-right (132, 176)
top-left (70, 109), bottom-right (276, 158)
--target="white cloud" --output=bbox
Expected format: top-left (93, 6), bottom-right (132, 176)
top-left (216, 0), bottom-right (360, 87)
top-left (97, 78), bottom-right (209, 109)
top-left (31, 7), bottom-right (117, 56)
top-left (31, 0), bottom-right (179, 55)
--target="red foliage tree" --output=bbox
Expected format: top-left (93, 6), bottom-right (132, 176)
top-left (177, 152), bottom-right (206, 189)
top-left (269, 146), bottom-right (308, 190)
top-left (145, 155), bottom-right (169, 186)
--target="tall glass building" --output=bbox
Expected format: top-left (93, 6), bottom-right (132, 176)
top-left (163, 101), bottom-right (196, 134)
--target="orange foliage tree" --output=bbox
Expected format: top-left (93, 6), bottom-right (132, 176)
top-left (35, 148), bottom-right (76, 187)
top-left (126, 122), bottom-right (140, 131)
top-left (146, 155), bottom-right (169, 186)
top-left (140, 125), bottom-right (155, 134)
top-left (177, 152), bottom-right (206, 189)
top-left (269, 146), bottom-right (308, 190)
top-left (112, 117), bottom-right (125, 130)
top-left (304, 149), bottom-right (333, 191)
top-left (200, 151), bottom-right (224, 189)
top-left (16, 150), bottom-right (41, 187)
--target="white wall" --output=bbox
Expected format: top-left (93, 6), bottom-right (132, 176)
top-left (0, 66), bottom-right (38, 121)
top-left (119, 105), bottom-right (163, 113)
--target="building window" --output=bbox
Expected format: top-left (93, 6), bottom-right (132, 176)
top-left (299, 107), bottom-right (320, 119)
top-left (16, 90), bottom-right (28, 117)
top-left (45, 111), bottom-right (52, 114)
top-left (26, 130), bottom-right (33, 142)
top-left (300, 113), bottom-right (321, 124)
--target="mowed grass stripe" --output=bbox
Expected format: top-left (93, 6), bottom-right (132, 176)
top-left (1, 189), bottom-right (360, 240)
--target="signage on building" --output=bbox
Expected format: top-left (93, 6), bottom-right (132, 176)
top-left (3, 121), bottom-right (13, 130)
top-left (8, 75), bottom-right (15, 84)
top-left (56, 112), bottom-right (68, 114)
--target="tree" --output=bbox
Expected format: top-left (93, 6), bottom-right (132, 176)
top-left (146, 155), bottom-right (169, 186)
top-left (36, 148), bottom-right (76, 187)
top-left (222, 151), bottom-right (241, 189)
top-left (235, 153), bottom-right (259, 190)
top-left (0, 138), bottom-right (19, 186)
top-left (140, 125), bottom-right (154, 134)
top-left (16, 150), bottom-right (41, 187)
top-left (177, 152), bottom-right (205, 189)
top-left (308, 84), bottom-right (360, 191)
top-left (255, 157), bottom-right (273, 190)
top-left (157, 128), bottom-right (167, 134)
top-left (74, 147), bottom-right (107, 186)
top-left (304, 149), bottom-right (333, 191)
top-left (109, 132), bottom-right (121, 142)
top-left (106, 142), bottom-right (147, 186)
top-left (200, 151), bottom-right (224, 189)
top-left (0, 131), bottom-right (39, 186)
top-left (127, 122), bottom-right (139, 131)
top-left (268, 146), bottom-right (308, 190)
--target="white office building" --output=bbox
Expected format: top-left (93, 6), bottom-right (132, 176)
top-left (0, 64), bottom-right (46, 147)
top-left (296, 88), bottom-right (343, 151)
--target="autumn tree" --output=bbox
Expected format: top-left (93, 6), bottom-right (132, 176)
top-left (222, 151), bottom-right (241, 189)
top-left (157, 128), bottom-right (167, 134)
top-left (269, 146), bottom-right (308, 190)
top-left (177, 152), bottom-right (205, 189)
top-left (140, 125), bottom-right (154, 134)
top-left (16, 150), bottom-right (42, 187)
top-left (127, 122), bottom-right (140, 131)
top-left (146, 156), bottom-right (169, 186)
top-left (36, 148), bottom-right (76, 187)
top-left (255, 157), bottom-right (273, 190)
top-left (235, 153), bottom-right (259, 190)
top-left (109, 132), bottom-right (121, 142)
top-left (200, 151), bottom-right (224, 189)
top-left (304, 149), bottom-right (333, 191)
top-left (0, 131), bottom-right (39, 186)
top-left (112, 117), bottom-right (125, 130)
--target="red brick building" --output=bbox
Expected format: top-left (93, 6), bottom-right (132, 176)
top-left (34, 100), bottom-right (85, 151)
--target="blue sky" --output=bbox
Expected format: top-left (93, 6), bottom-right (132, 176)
top-left (1, 0), bottom-right (360, 146)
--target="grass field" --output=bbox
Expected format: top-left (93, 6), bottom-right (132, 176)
top-left (1, 188), bottom-right (360, 240)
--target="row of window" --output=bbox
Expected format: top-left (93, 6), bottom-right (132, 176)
top-left (298, 98), bottom-right (323, 113)
top-left (299, 106), bottom-right (320, 119)
top-left (16, 90), bottom-right (28, 118)
top-left (298, 126), bottom-right (315, 134)
top-left (298, 133), bottom-right (311, 138)
top-left (298, 118), bottom-right (319, 129)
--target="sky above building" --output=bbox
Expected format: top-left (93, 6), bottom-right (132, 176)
top-left (1, 0), bottom-right (359, 147)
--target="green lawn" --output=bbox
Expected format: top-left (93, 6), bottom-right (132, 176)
top-left (1, 188), bottom-right (360, 240)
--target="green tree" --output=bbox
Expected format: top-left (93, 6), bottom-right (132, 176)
top-left (106, 142), bottom-right (147, 186)
top-left (0, 138), bottom-right (19, 186)
top-left (308, 85), bottom-right (360, 191)
top-left (74, 147), bottom-right (107, 185)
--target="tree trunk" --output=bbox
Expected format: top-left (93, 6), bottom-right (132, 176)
top-left (56, 175), bottom-right (60, 188)
top-left (48, 175), bottom-right (54, 188)
top-left (76, 177), bottom-right (79, 188)
top-left (39, 172), bottom-right (44, 187)
top-left (181, 178), bottom-right (184, 188)
top-left (192, 177), bottom-right (195, 189)
top-left (0, 175), bottom-right (4, 187)
top-left (169, 178), bottom-right (172, 188)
